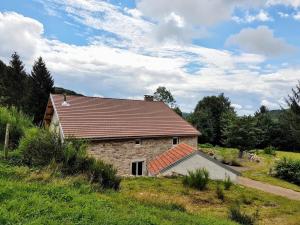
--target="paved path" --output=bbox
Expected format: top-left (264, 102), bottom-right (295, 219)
top-left (237, 177), bottom-right (300, 201)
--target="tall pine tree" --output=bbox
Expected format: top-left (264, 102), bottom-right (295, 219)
top-left (0, 60), bottom-right (9, 105)
top-left (29, 57), bottom-right (54, 124)
top-left (5, 52), bottom-right (28, 109)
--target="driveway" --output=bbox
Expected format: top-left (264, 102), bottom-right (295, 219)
top-left (237, 177), bottom-right (300, 201)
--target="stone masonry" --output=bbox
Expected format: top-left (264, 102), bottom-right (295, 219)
top-left (88, 136), bottom-right (198, 176)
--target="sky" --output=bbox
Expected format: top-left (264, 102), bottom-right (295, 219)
top-left (0, 0), bottom-right (300, 115)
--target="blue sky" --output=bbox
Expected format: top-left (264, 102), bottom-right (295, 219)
top-left (0, 0), bottom-right (300, 114)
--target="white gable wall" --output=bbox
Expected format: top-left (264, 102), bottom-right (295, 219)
top-left (161, 153), bottom-right (238, 182)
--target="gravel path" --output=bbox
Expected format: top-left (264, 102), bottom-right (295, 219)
top-left (237, 177), bottom-right (300, 201)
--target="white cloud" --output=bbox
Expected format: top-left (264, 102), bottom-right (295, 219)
top-left (233, 10), bottom-right (272, 23)
top-left (226, 26), bottom-right (294, 57)
top-left (293, 11), bottom-right (300, 20)
top-left (0, 8), bottom-right (299, 114)
top-left (0, 12), bottom-right (44, 62)
top-left (136, 0), bottom-right (265, 41)
top-left (278, 12), bottom-right (290, 18)
top-left (232, 103), bottom-right (243, 110)
top-left (267, 0), bottom-right (300, 8)
top-left (261, 99), bottom-right (280, 109)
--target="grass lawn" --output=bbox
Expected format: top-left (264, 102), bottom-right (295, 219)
top-left (1, 160), bottom-right (300, 225)
top-left (199, 145), bottom-right (300, 192)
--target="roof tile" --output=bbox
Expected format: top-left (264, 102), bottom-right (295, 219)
top-left (148, 143), bottom-right (195, 175)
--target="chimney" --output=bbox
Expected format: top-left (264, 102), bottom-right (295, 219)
top-left (61, 94), bottom-right (70, 106)
top-left (144, 95), bottom-right (154, 101)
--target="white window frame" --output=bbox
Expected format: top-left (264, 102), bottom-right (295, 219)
top-left (131, 160), bottom-right (145, 176)
top-left (172, 137), bottom-right (179, 145)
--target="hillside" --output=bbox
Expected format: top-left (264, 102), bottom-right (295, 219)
top-left (1, 158), bottom-right (300, 225)
top-left (53, 87), bottom-right (83, 96)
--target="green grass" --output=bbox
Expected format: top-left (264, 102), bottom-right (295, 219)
top-left (199, 145), bottom-right (300, 192)
top-left (0, 161), bottom-right (235, 225)
top-left (243, 151), bottom-right (300, 192)
top-left (1, 160), bottom-right (300, 225)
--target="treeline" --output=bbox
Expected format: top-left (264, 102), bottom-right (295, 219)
top-left (0, 52), bottom-right (53, 125)
top-left (187, 91), bottom-right (300, 153)
top-left (153, 85), bottom-right (300, 153)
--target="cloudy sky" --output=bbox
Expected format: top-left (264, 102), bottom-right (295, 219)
top-left (0, 0), bottom-right (300, 114)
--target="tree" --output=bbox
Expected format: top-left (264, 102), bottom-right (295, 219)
top-left (191, 94), bottom-right (236, 145)
top-left (0, 60), bottom-right (8, 105)
top-left (173, 106), bottom-right (183, 117)
top-left (283, 81), bottom-right (300, 149)
top-left (222, 116), bottom-right (262, 158)
top-left (4, 52), bottom-right (28, 109)
top-left (154, 86), bottom-right (176, 107)
top-left (188, 110), bottom-right (214, 143)
top-left (153, 86), bottom-right (183, 116)
top-left (29, 57), bottom-right (54, 124)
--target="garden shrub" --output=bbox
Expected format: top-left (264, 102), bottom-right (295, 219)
top-left (18, 128), bottom-right (63, 167)
top-left (182, 168), bottom-right (209, 190)
top-left (0, 107), bottom-right (33, 148)
top-left (274, 157), bottom-right (300, 185)
top-left (224, 175), bottom-right (233, 190)
top-left (229, 204), bottom-right (258, 225)
top-left (263, 146), bottom-right (277, 156)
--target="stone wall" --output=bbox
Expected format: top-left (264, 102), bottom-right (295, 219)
top-left (88, 136), bottom-right (198, 176)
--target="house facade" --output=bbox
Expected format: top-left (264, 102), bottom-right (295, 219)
top-left (43, 94), bottom-right (200, 176)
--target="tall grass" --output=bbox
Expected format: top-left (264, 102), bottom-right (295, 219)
top-left (0, 106), bottom-right (33, 148)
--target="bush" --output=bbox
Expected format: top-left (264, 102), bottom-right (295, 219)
top-left (274, 157), bottom-right (300, 185)
top-left (229, 204), bottom-right (258, 225)
top-left (60, 139), bottom-right (89, 175)
top-left (183, 168), bottom-right (209, 190)
top-left (18, 128), bottom-right (63, 167)
top-left (216, 183), bottom-right (224, 201)
top-left (0, 107), bottom-right (33, 148)
top-left (199, 143), bottom-right (214, 148)
top-left (88, 158), bottom-right (121, 190)
top-left (263, 146), bottom-right (277, 156)
top-left (224, 176), bottom-right (233, 190)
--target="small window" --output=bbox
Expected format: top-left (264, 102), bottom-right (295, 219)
top-left (132, 161), bottom-right (144, 176)
top-left (135, 139), bottom-right (141, 145)
top-left (173, 137), bottom-right (179, 145)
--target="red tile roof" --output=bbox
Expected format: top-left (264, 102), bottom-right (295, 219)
top-left (47, 94), bottom-right (200, 139)
top-left (148, 143), bottom-right (196, 175)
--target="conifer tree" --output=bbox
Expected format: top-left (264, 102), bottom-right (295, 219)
top-left (6, 52), bottom-right (28, 109)
top-left (29, 57), bottom-right (54, 124)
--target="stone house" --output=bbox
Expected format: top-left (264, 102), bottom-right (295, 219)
top-left (43, 94), bottom-right (239, 180)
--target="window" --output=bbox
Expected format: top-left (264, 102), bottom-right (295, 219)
top-left (135, 139), bottom-right (141, 145)
top-left (131, 161), bottom-right (144, 176)
top-left (173, 137), bottom-right (179, 145)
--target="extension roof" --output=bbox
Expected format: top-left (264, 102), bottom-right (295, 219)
top-left (44, 94), bottom-right (200, 140)
top-left (148, 143), bottom-right (195, 175)
top-left (147, 143), bottom-right (240, 176)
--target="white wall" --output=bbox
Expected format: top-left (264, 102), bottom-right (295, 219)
top-left (162, 153), bottom-right (238, 182)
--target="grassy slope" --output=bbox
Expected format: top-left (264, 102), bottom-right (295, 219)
top-left (200, 145), bottom-right (300, 192)
top-left (0, 161), bottom-right (234, 225)
top-left (1, 161), bottom-right (300, 225)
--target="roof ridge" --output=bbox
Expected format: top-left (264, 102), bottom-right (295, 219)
top-left (51, 93), bottom-right (164, 103)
